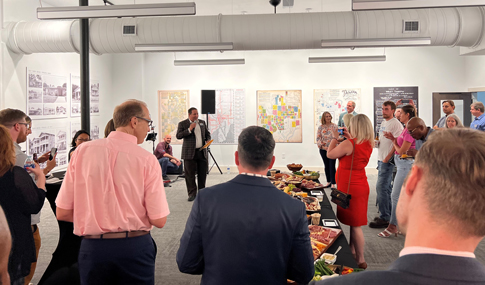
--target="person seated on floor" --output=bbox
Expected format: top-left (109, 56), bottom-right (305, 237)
top-left (177, 126), bottom-right (314, 285)
top-left (311, 128), bottom-right (485, 285)
top-left (154, 134), bottom-right (182, 181)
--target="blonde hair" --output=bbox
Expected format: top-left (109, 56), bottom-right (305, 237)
top-left (348, 114), bottom-right (374, 147)
top-left (343, 113), bottom-right (354, 127)
top-left (320, 112), bottom-right (332, 125)
top-left (0, 125), bottom-right (16, 177)
top-left (444, 114), bottom-right (464, 128)
top-left (415, 128), bottom-right (485, 236)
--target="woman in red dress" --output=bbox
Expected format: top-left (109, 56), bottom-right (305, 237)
top-left (327, 114), bottom-right (374, 269)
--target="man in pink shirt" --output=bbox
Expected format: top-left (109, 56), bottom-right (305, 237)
top-left (56, 99), bottom-right (169, 285)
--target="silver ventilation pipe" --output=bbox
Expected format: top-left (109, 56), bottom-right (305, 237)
top-left (2, 7), bottom-right (485, 55)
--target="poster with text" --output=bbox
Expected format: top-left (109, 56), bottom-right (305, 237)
top-left (27, 119), bottom-right (69, 171)
top-left (158, 90), bottom-right (189, 145)
top-left (313, 89), bottom-right (361, 143)
top-left (27, 69), bottom-right (68, 119)
top-left (71, 75), bottom-right (100, 117)
top-left (257, 90), bottom-right (302, 143)
top-left (373, 86), bottom-right (419, 136)
top-left (207, 89), bottom-right (245, 145)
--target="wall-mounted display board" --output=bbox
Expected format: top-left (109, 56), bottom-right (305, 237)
top-left (27, 69), bottom-right (68, 119)
top-left (71, 118), bottom-right (102, 143)
top-left (313, 88), bottom-right (361, 143)
top-left (257, 90), bottom-right (302, 143)
top-left (27, 119), bottom-right (69, 171)
top-left (373, 86), bottom-right (419, 135)
top-left (158, 90), bottom-right (190, 145)
top-left (71, 75), bottom-right (100, 117)
top-left (207, 89), bottom-right (245, 145)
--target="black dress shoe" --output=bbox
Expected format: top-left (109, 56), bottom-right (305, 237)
top-left (369, 217), bottom-right (390, 228)
top-left (188, 196), bottom-right (196, 202)
top-left (163, 175), bottom-right (170, 181)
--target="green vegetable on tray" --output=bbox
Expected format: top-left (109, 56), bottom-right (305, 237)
top-left (293, 171), bottom-right (303, 175)
top-left (314, 260), bottom-right (333, 276)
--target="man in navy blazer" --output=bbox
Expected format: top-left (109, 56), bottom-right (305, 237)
top-left (312, 128), bottom-right (485, 285)
top-left (176, 126), bottom-right (314, 284)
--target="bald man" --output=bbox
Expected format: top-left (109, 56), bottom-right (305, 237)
top-left (154, 134), bottom-right (182, 181)
top-left (338, 101), bottom-right (358, 127)
top-left (405, 117), bottom-right (434, 157)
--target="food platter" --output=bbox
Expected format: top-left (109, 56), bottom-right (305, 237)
top-left (301, 179), bottom-right (325, 190)
top-left (308, 226), bottom-right (342, 260)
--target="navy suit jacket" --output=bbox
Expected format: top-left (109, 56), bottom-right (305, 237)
top-left (311, 254), bottom-right (485, 285)
top-left (176, 174), bottom-right (314, 285)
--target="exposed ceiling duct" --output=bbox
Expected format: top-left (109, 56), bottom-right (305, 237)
top-left (2, 7), bottom-right (485, 55)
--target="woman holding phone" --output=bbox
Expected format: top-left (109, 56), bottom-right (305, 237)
top-left (327, 114), bottom-right (374, 269)
top-left (379, 105), bottom-right (416, 238)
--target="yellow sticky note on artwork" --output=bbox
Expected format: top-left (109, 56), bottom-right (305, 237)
top-left (292, 121), bottom-right (296, 128)
top-left (273, 105), bottom-right (277, 110)
top-left (278, 111), bottom-right (281, 116)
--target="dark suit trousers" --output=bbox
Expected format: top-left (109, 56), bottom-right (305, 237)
top-left (184, 149), bottom-right (208, 197)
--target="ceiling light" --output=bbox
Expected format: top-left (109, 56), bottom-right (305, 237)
top-left (309, 55), bottom-right (386, 63)
top-left (352, 0), bottom-right (485, 10)
top-left (135, 43), bottom-right (234, 52)
top-left (321, 37), bottom-right (431, 48)
top-left (174, 59), bottom-right (245, 66)
top-left (37, 3), bottom-right (196, 20)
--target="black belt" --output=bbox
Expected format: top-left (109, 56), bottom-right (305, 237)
top-left (84, 231), bottom-right (149, 239)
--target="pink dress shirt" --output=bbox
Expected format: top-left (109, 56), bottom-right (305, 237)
top-left (56, 131), bottom-right (170, 236)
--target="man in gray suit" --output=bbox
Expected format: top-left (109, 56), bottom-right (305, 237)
top-left (176, 107), bottom-right (211, 201)
top-left (313, 128), bottom-right (485, 285)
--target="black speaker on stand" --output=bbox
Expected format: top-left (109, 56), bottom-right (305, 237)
top-left (201, 90), bottom-right (222, 175)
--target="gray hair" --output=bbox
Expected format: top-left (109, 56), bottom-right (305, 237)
top-left (113, 100), bottom-right (147, 128)
top-left (471, 102), bottom-right (484, 113)
top-left (444, 114), bottom-right (464, 128)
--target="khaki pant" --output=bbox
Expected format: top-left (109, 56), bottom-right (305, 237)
top-left (24, 226), bottom-right (41, 285)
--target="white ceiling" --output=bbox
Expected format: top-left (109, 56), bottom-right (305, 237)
top-left (40, 0), bottom-right (352, 15)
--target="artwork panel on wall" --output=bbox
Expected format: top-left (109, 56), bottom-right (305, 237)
top-left (207, 89), bottom-right (246, 145)
top-left (313, 89), bottom-right (361, 143)
top-left (257, 90), bottom-right (302, 143)
top-left (158, 90), bottom-right (190, 145)
top-left (373, 86), bottom-right (419, 136)
top-left (71, 117), bottom-right (102, 144)
top-left (27, 119), bottom-right (69, 171)
top-left (71, 75), bottom-right (101, 117)
top-left (27, 68), bottom-right (68, 119)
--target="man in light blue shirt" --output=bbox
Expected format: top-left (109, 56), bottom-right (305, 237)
top-left (434, 100), bottom-right (455, 129)
top-left (470, 102), bottom-right (485, 131)
top-left (338, 101), bottom-right (358, 127)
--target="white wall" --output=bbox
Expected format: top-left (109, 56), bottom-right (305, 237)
top-left (465, 56), bottom-right (485, 89)
top-left (135, 46), bottom-right (466, 169)
top-left (2, 0), bottom-right (113, 163)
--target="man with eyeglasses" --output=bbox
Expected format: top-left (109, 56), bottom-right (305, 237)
top-left (56, 100), bottom-right (169, 284)
top-left (176, 107), bottom-right (211, 202)
top-left (405, 118), bottom-right (434, 157)
top-left (0, 108), bottom-right (57, 284)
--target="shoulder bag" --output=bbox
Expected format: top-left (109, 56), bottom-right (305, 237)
top-left (330, 140), bottom-right (355, 209)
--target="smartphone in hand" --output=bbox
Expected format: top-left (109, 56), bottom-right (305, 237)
top-left (49, 148), bottom-right (57, 161)
top-left (338, 129), bottom-right (344, 135)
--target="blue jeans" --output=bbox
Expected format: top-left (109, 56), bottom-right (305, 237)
top-left (158, 157), bottom-right (179, 176)
top-left (376, 160), bottom-right (394, 221)
top-left (390, 155), bottom-right (414, 226)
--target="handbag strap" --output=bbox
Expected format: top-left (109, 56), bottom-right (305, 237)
top-left (336, 139), bottom-right (356, 195)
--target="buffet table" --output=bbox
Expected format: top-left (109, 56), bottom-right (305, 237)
top-left (312, 188), bottom-right (357, 269)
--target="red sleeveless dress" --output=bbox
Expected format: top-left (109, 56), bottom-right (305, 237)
top-left (335, 138), bottom-right (372, 227)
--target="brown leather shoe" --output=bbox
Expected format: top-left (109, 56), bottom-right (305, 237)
top-left (369, 217), bottom-right (389, 228)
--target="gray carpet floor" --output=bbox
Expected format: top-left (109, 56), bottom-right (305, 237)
top-left (32, 172), bottom-right (485, 284)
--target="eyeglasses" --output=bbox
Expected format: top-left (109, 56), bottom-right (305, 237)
top-left (407, 127), bottom-right (417, 135)
top-left (136, 116), bottom-right (153, 128)
top-left (76, 138), bottom-right (91, 142)
top-left (17, 122), bottom-right (31, 130)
